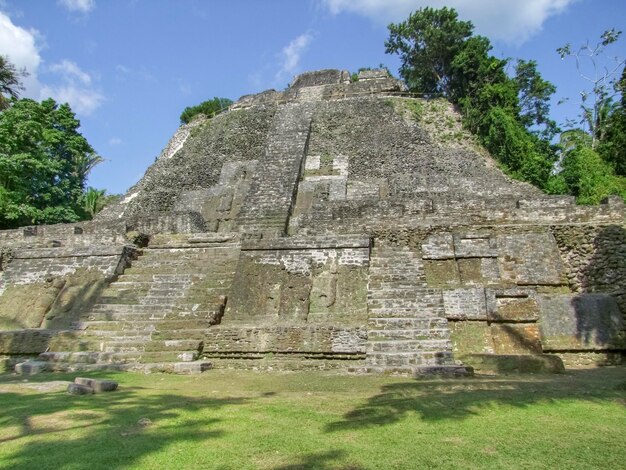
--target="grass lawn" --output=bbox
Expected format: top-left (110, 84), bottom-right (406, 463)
top-left (0, 366), bottom-right (624, 470)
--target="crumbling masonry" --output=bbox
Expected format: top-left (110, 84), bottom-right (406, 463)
top-left (1, 69), bottom-right (624, 376)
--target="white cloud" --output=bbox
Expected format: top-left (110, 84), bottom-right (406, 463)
top-left (40, 83), bottom-right (104, 115)
top-left (42, 59), bottom-right (103, 115)
top-left (58, 0), bottom-right (95, 14)
top-left (275, 32), bottom-right (314, 82)
top-left (0, 10), bottom-right (103, 115)
top-left (50, 60), bottom-right (91, 85)
top-left (0, 11), bottom-right (41, 96)
top-left (115, 64), bottom-right (156, 82)
top-left (322, 0), bottom-right (578, 44)
top-left (108, 137), bottom-right (122, 145)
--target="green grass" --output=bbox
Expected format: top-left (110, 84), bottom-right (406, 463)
top-left (0, 367), bottom-right (625, 469)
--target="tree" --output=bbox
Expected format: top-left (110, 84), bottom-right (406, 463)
top-left (555, 30), bottom-right (626, 195)
top-left (0, 55), bottom-right (27, 110)
top-left (386, 7), bottom-right (558, 190)
top-left (597, 66), bottom-right (626, 175)
top-left (514, 59), bottom-right (558, 139)
top-left (385, 7), bottom-right (473, 95)
top-left (559, 141), bottom-right (625, 204)
top-left (82, 187), bottom-right (106, 218)
top-left (0, 98), bottom-right (101, 228)
top-left (180, 97), bottom-right (233, 124)
top-left (557, 29), bottom-right (625, 148)
top-left (81, 188), bottom-right (121, 219)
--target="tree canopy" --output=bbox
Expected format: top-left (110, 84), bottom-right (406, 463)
top-left (386, 7), bottom-right (625, 203)
top-left (180, 97), bottom-right (233, 124)
top-left (386, 7), bottom-right (558, 189)
top-left (0, 98), bottom-right (103, 228)
top-left (0, 55), bottom-right (27, 110)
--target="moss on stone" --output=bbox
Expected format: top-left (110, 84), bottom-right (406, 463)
top-left (459, 353), bottom-right (564, 374)
top-left (44, 269), bottom-right (109, 329)
top-left (0, 282), bottom-right (62, 329)
top-left (424, 259), bottom-right (460, 287)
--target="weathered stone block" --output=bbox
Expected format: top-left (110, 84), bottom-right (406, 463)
top-left (538, 293), bottom-right (625, 350)
top-left (15, 360), bottom-right (50, 375)
top-left (457, 257), bottom-right (500, 285)
top-left (173, 361), bottom-right (213, 374)
top-left (422, 233), bottom-right (454, 259)
top-left (453, 234), bottom-right (497, 258)
top-left (0, 330), bottom-right (54, 354)
top-left (491, 324), bottom-right (542, 354)
top-left (443, 288), bottom-right (487, 320)
top-left (449, 321), bottom-right (494, 356)
top-left (459, 354), bottom-right (564, 374)
top-left (486, 289), bottom-right (540, 322)
top-left (497, 232), bottom-right (564, 285)
top-left (74, 377), bottom-right (118, 392)
top-left (204, 326), bottom-right (367, 354)
top-left (67, 383), bottom-right (94, 395)
top-left (424, 259), bottom-right (459, 287)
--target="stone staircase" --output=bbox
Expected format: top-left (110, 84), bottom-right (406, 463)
top-left (361, 241), bottom-right (471, 376)
top-left (39, 243), bottom-right (240, 372)
top-left (236, 102), bottom-right (314, 237)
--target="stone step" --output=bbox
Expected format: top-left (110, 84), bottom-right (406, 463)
top-left (53, 340), bottom-right (147, 353)
top-left (83, 310), bottom-right (221, 322)
top-left (71, 339), bottom-right (203, 354)
top-left (368, 328), bottom-right (450, 341)
top-left (365, 351), bottom-right (455, 367)
top-left (90, 304), bottom-right (174, 314)
top-left (367, 307), bottom-right (442, 317)
top-left (349, 365), bottom-right (472, 378)
top-left (73, 319), bottom-right (216, 332)
top-left (366, 339), bottom-right (452, 353)
top-left (367, 274), bottom-right (425, 282)
top-left (124, 266), bottom-right (236, 275)
top-left (39, 350), bottom-right (200, 365)
top-left (100, 289), bottom-right (188, 300)
top-left (152, 328), bottom-right (213, 341)
top-left (137, 251), bottom-right (239, 260)
top-left (367, 282), bottom-right (428, 290)
top-left (91, 301), bottom-right (224, 313)
top-left (112, 280), bottom-right (193, 288)
top-left (368, 306), bottom-right (445, 318)
top-left (367, 317), bottom-right (448, 329)
top-left (367, 291), bottom-right (421, 300)
top-left (144, 339), bottom-right (204, 352)
top-left (118, 273), bottom-right (209, 282)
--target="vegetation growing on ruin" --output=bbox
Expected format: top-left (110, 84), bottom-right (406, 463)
top-left (0, 368), bottom-right (624, 469)
top-left (386, 7), bottom-right (626, 204)
top-left (0, 56), bottom-right (117, 228)
top-left (0, 97), bottom-right (106, 228)
top-left (179, 97), bottom-right (233, 124)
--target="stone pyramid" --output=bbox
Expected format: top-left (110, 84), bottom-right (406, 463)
top-left (1, 69), bottom-right (624, 375)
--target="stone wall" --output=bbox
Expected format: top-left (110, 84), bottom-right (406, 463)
top-left (0, 245), bottom-right (136, 331)
top-left (0, 69), bottom-right (623, 373)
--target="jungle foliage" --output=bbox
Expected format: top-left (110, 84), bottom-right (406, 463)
top-left (386, 7), bottom-right (626, 203)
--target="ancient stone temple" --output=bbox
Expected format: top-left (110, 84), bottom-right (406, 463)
top-left (0, 69), bottom-right (624, 375)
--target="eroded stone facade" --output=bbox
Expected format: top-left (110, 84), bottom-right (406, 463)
top-left (0, 69), bottom-right (624, 375)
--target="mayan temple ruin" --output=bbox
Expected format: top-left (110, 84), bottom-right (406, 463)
top-left (1, 69), bottom-right (624, 376)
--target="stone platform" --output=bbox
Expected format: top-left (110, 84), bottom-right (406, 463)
top-left (0, 69), bottom-right (624, 375)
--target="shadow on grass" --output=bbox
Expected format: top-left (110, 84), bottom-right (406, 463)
top-left (0, 372), bottom-right (248, 469)
top-left (326, 367), bottom-right (626, 431)
top-left (274, 450), bottom-right (364, 470)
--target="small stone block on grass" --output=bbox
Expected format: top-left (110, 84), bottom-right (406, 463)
top-left (173, 361), bottom-right (212, 374)
top-left (14, 361), bottom-right (50, 375)
top-left (67, 383), bottom-right (94, 395)
top-left (74, 377), bottom-right (118, 392)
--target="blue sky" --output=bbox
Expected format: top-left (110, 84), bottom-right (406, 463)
top-left (1, 0), bottom-right (624, 195)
